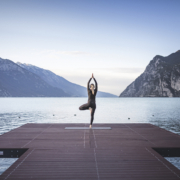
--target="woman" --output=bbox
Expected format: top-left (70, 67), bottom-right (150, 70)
top-left (79, 73), bottom-right (98, 128)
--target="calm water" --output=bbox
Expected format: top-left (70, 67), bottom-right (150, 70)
top-left (0, 97), bottom-right (180, 175)
top-left (165, 157), bottom-right (180, 170)
top-left (0, 158), bottom-right (18, 175)
top-left (0, 97), bottom-right (180, 135)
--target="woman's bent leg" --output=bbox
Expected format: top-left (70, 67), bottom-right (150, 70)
top-left (79, 102), bottom-right (90, 110)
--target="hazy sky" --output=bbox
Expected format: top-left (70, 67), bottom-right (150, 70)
top-left (0, 0), bottom-right (180, 95)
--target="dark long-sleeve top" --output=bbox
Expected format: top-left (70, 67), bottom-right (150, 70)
top-left (87, 78), bottom-right (98, 102)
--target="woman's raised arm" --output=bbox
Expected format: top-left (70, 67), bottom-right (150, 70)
top-left (87, 78), bottom-right (92, 90)
top-left (94, 78), bottom-right (98, 91)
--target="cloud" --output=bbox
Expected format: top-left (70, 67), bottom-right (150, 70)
top-left (104, 68), bottom-right (145, 74)
top-left (52, 67), bottom-right (145, 95)
top-left (32, 49), bottom-right (90, 57)
top-left (57, 67), bottom-right (144, 79)
top-left (58, 51), bottom-right (90, 56)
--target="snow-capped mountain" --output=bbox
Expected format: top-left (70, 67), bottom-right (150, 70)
top-left (17, 62), bottom-right (117, 97)
top-left (0, 58), bottom-right (69, 97)
top-left (0, 57), bottom-right (117, 97)
top-left (120, 50), bottom-right (180, 97)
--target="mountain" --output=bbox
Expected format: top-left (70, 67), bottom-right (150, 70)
top-left (0, 58), bottom-right (69, 97)
top-left (17, 62), bottom-right (117, 97)
top-left (120, 50), bottom-right (180, 97)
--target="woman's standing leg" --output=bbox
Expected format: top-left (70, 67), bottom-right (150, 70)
top-left (90, 103), bottom-right (96, 125)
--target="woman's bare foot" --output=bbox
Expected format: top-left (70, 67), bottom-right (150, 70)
top-left (89, 124), bottom-right (92, 128)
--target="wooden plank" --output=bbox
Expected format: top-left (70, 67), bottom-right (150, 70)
top-left (0, 123), bottom-right (180, 180)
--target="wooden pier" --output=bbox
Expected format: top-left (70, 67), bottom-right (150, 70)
top-left (0, 123), bottom-right (180, 180)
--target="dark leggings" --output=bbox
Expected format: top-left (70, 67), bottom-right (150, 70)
top-left (79, 101), bottom-right (96, 125)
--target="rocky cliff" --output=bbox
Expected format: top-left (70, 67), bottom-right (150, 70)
top-left (120, 50), bottom-right (180, 97)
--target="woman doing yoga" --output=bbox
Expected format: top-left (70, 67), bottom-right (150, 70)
top-left (79, 73), bottom-right (98, 128)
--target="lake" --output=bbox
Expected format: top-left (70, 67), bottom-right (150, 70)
top-left (0, 97), bottom-right (180, 135)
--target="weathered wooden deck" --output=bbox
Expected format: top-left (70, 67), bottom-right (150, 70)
top-left (0, 123), bottom-right (180, 180)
